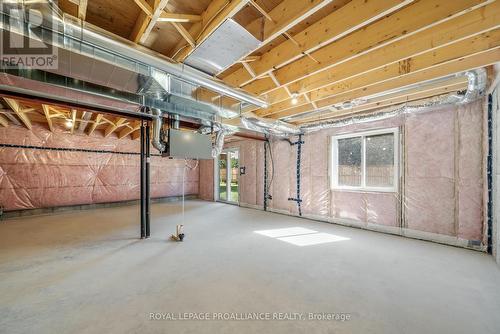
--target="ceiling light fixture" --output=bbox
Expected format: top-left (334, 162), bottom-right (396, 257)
top-left (65, 119), bottom-right (73, 128)
top-left (291, 93), bottom-right (299, 105)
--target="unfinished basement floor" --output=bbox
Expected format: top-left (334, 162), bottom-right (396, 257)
top-left (1, 201), bottom-right (499, 334)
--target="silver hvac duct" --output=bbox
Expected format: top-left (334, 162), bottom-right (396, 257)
top-left (240, 111), bottom-right (302, 137)
top-left (151, 108), bottom-right (166, 152)
top-left (0, 1), bottom-right (267, 109)
top-left (300, 69), bottom-right (487, 132)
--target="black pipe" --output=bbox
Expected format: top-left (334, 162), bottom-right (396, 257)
top-left (487, 94), bottom-right (493, 254)
top-left (145, 122), bottom-right (151, 238)
top-left (140, 123), bottom-right (146, 239)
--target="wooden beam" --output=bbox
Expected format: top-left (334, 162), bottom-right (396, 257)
top-left (250, 0), bottom-right (274, 22)
top-left (130, 0), bottom-right (155, 43)
top-left (269, 48), bottom-right (500, 120)
top-left (251, 0), bottom-right (500, 109)
top-left (42, 104), bottom-right (54, 132)
top-left (118, 121), bottom-right (142, 139)
top-left (223, 0), bottom-right (412, 87)
top-left (133, 0), bottom-right (153, 16)
top-left (87, 114), bottom-right (103, 136)
top-left (0, 114), bottom-right (8, 127)
top-left (78, 0), bottom-right (88, 20)
top-left (242, 0), bottom-right (490, 98)
top-left (158, 12), bottom-right (201, 23)
top-left (3, 98), bottom-right (32, 130)
top-left (258, 30), bottom-right (500, 116)
top-left (141, 0), bottom-right (171, 44)
top-left (171, 22), bottom-right (195, 47)
top-left (104, 118), bottom-right (128, 138)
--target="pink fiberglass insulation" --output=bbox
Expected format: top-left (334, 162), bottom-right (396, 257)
top-left (223, 100), bottom-right (485, 245)
top-left (0, 123), bottom-right (199, 211)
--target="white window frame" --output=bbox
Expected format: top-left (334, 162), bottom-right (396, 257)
top-left (330, 128), bottom-right (399, 192)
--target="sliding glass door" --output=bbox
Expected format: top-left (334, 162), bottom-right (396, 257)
top-left (218, 149), bottom-right (239, 203)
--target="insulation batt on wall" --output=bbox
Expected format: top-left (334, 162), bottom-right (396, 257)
top-left (224, 101), bottom-right (485, 250)
top-left (0, 123), bottom-right (200, 211)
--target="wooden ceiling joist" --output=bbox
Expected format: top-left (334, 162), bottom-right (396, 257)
top-left (223, 0), bottom-right (413, 88)
top-left (247, 0), bottom-right (500, 117)
top-left (158, 12), bottom-right (202, 23)
top-left (141, 0), bottom-right (171, 44)
top-left (257, 29), bottom-right (500, 117)
top-left (172, 22), bottom-right (196, 47)
top-left (243, 0), bottom-right (492, 101)
top-left (270, 48), bottom-right (500, 120)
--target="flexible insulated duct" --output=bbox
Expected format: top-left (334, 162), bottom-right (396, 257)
top-left (299, 69), bottom-right (487, 132)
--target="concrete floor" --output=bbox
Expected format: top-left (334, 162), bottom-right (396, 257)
top-left (1, 201), bottom-right (499, 334)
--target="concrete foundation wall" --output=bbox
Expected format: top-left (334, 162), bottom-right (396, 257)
top-left (225, 101), bottom-right (486, 249)
top-left (0, 123), bottom-right (199, 211)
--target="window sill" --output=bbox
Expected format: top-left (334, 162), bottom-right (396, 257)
top-left (331, 187), bottom-right (397, 194)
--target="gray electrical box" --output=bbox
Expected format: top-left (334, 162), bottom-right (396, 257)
top-left (168, 129), bottom-right (213, 160)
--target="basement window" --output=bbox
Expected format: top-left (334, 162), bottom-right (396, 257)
top-left (331, 128), bottom-right (399, 192)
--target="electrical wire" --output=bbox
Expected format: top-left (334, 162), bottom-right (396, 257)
top-left (265, 140), bottom-right (274, 198)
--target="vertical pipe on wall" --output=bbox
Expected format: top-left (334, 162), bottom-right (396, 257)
top-left (146, 122), bottom-right (151, 238)
top-left (487, 94), bottom-right (493, 254)
top-left (264, 138), bottom-right (268, 211)
top-left (140, 122), bottom-right (146, 239)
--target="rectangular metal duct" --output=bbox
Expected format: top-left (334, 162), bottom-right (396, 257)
top-left (184, 19), bottom-right (261, 76)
